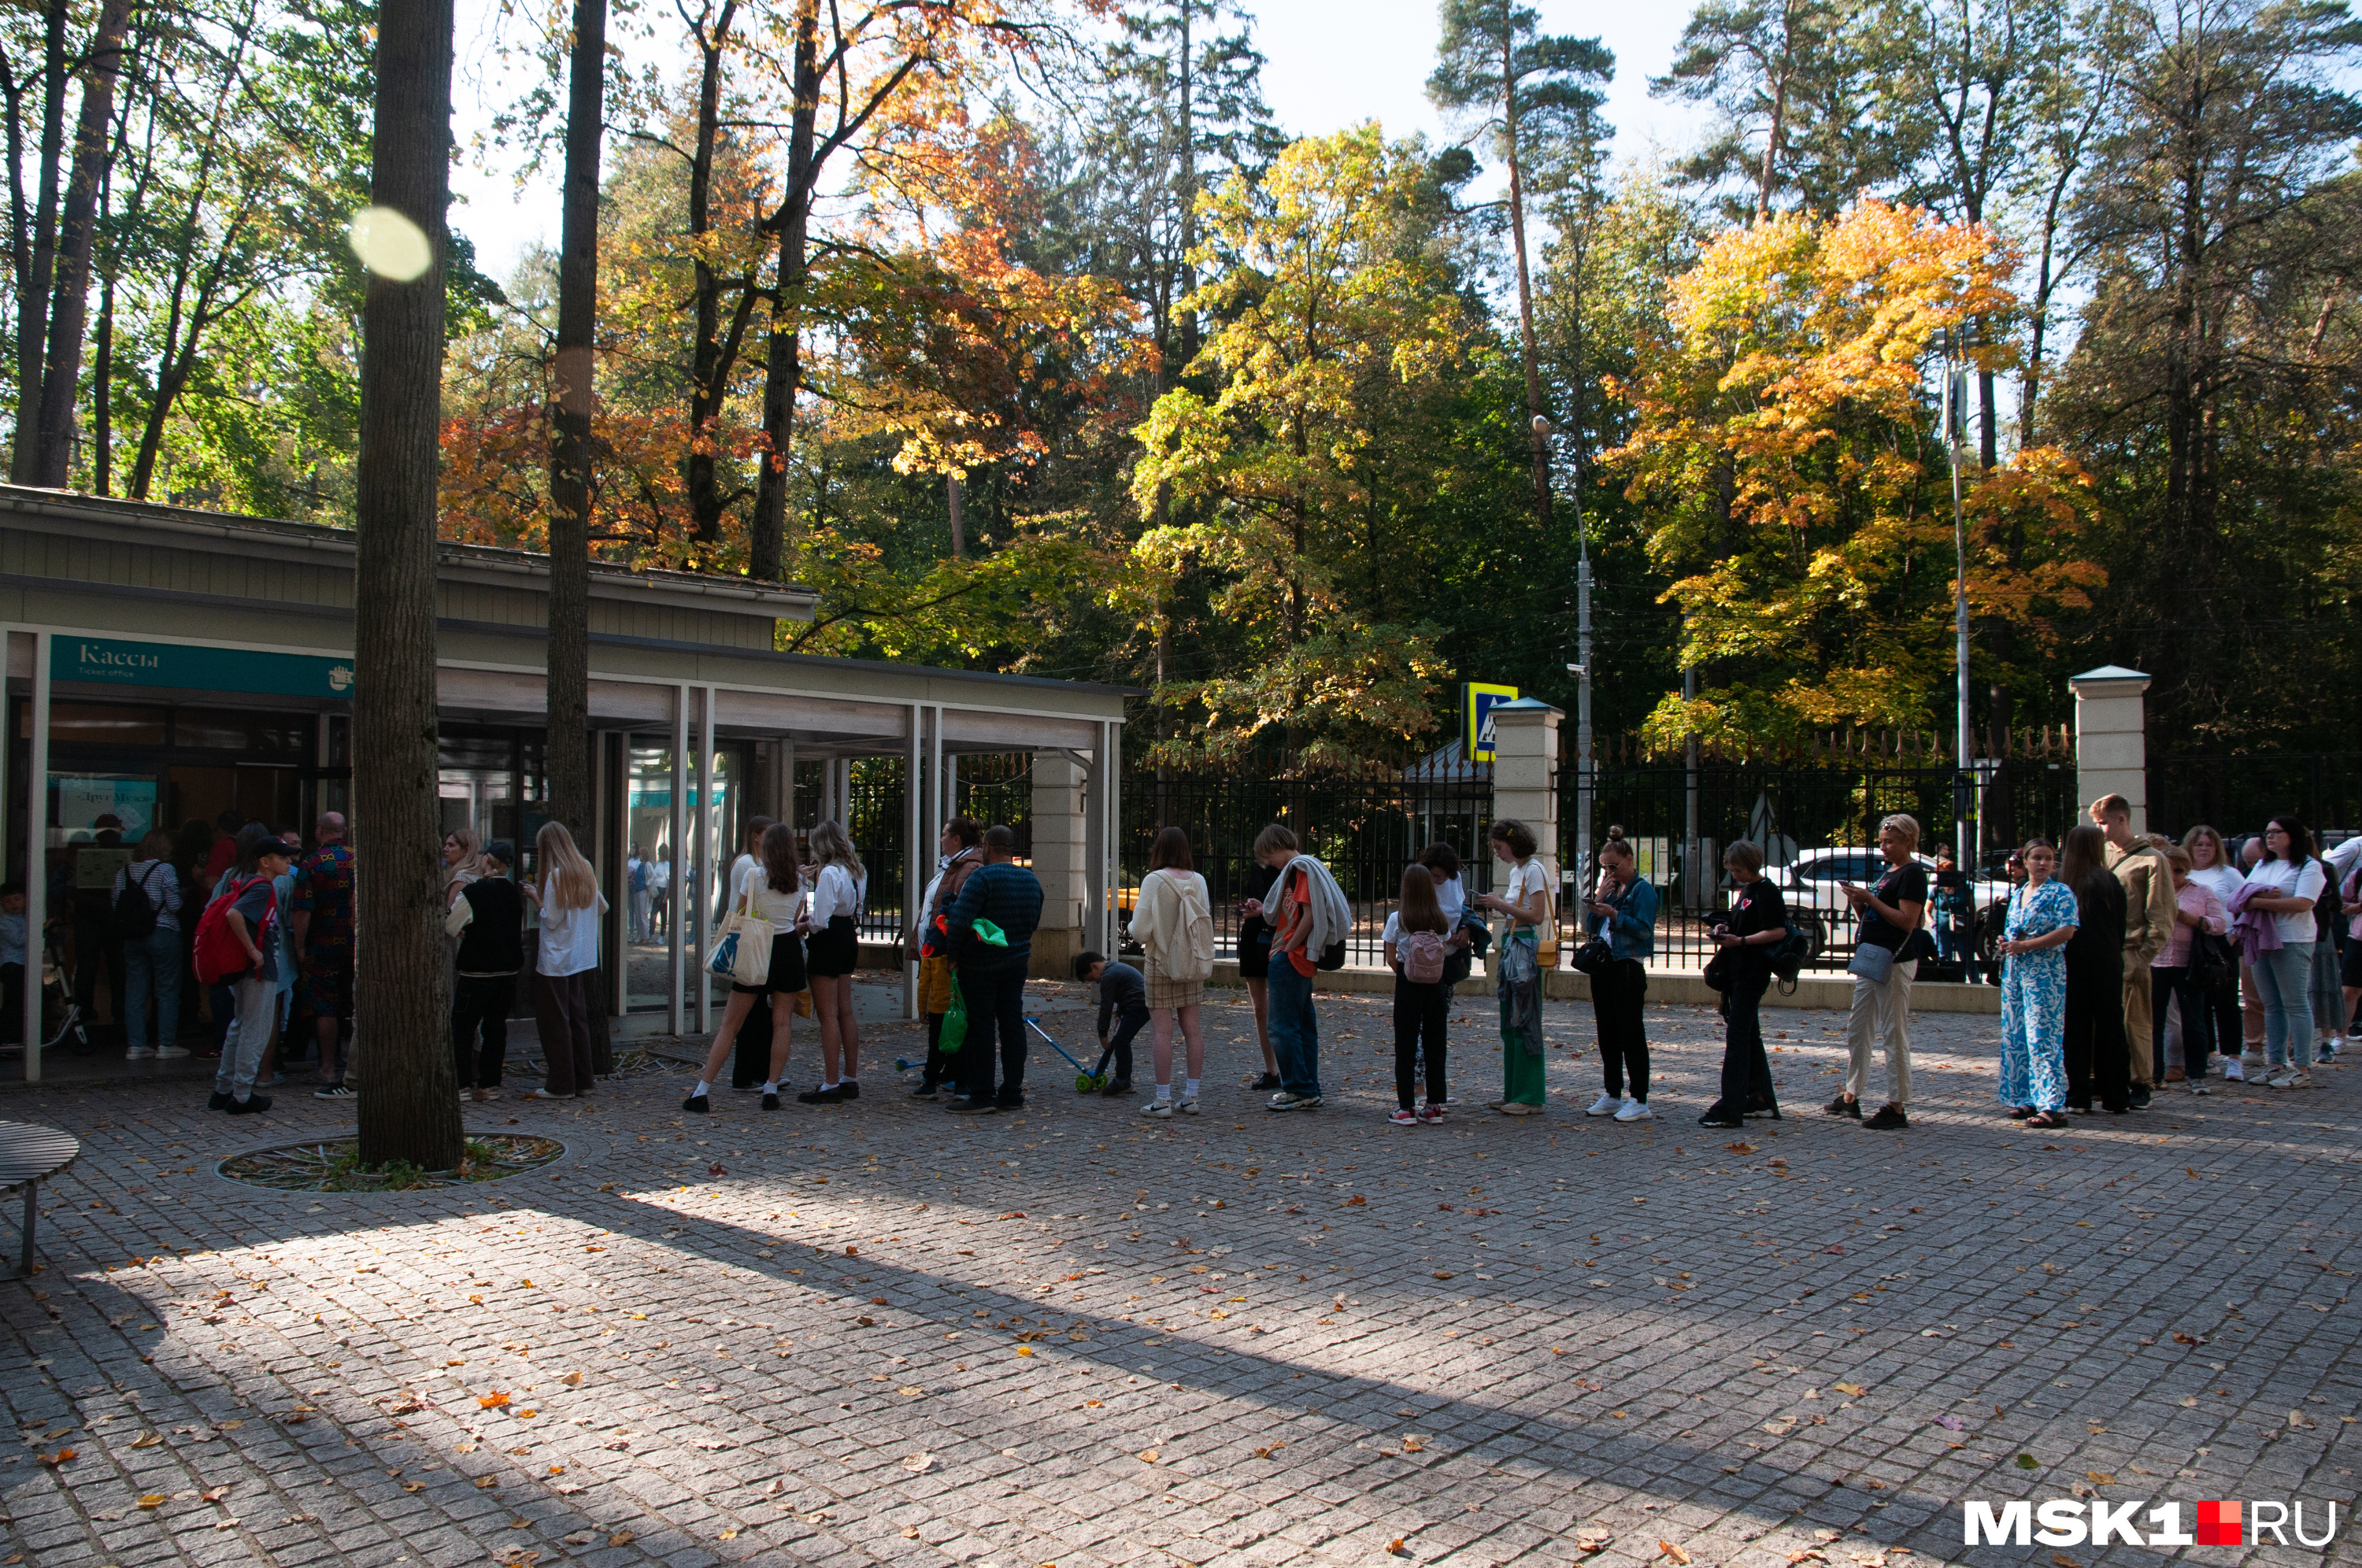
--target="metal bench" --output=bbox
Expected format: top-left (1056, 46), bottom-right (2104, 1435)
top-left (0, 1120), bottom-right (80, 1278)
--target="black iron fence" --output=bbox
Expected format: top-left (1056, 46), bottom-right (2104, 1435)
top-left (954, 752), bottom-right (1033, 852)
top-left (1123, 761), bottom-right (1494, 967)
top-left (2149, 753), bottom-right (2362, 841)
top-left (845, 756), bottom-right (909, 943)
top-left (1558, 756), bottom-right (2086, 974)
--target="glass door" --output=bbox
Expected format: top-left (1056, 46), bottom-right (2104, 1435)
top-left (625, 741), bottom-right (680, 1015)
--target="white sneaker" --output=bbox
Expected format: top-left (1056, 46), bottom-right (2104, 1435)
top-left (1586, 1092), bottom-right (1620, 1117)
top-left (124, 1047), bottom-right (154, 1060)
top-left (1613, 1096), bottom-right (1653, 1122)
top-left (2223, 1059), bottom-right (2245, 1081)
top-left (1178, 1096), bottom-right (1199, 1115)
top-left (156, 1045), bottom-right (191, 1059)
top-left (1140, 1098), bottom-right (1173, 1118)
top-left (2268, 1069), bottom-right (2312, 1089)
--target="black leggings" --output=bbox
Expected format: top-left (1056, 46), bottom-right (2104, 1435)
top-left (2156, 966), bottom-right (2232, 1081)
top-left (1393, 974), bottom-right (1447, 1108)
top-left (1592, 958), bottom-right (1649, 1100)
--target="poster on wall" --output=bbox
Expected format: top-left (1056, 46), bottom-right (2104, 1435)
top-left (53, 774), bottom-right (157, 843)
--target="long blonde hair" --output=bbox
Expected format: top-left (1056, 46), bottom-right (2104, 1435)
top-left (535, 821), bottom-right (598, 911)
top-left (809, 819), bottom-right (864, 880)
top-left (443, 826), bottom-right (486, 891)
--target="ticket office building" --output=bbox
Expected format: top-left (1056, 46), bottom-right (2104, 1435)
top-left (1, 485), bottom-right (1127, 1080)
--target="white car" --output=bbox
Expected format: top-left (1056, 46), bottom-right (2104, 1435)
top-left (1770, 846), bottom-right (2008, 960)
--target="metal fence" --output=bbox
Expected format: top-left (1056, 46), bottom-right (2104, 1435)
top-left (1559, 757), bottom-right (2086, 974)
top-left (1122, 761), bottom-right (1494, 967)
top-left (844, 757), bottom-right (909, 943)
top-left (2149, 753), bottom-right (2362, 841)
top-left (954, 752), bottom-right (1033, 852)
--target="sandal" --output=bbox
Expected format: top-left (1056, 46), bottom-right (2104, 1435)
top-left (2008, 1104), bottom-right (2035, 1120)
top-left (2025, 1110), bottom-right (2067, 1129)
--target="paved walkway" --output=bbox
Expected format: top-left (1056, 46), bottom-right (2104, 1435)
top-left (3, 989), bottom-right (2357, 1568)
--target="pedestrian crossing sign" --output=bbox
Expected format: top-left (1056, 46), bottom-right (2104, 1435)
top-left (1464, 683), bottom-right (1520, 763)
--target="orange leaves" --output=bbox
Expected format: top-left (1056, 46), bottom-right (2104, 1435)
top-left (1611, 198), bottom-right (2101, 746)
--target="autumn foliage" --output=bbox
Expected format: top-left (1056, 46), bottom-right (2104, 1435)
top-left (1606, 200), bottom-right (2104, 749)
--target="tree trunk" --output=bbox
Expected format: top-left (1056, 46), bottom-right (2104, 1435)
top-left (28, 0), bottom-right (133, 488)
top-left (545, 0), bottom-right (606, 843)
top-left (683, 0), bottom-right (745, 544)
top-left (91, 264), bottom-right (110, 493)
top-left (9, 0), bottom-right (69, 484)
top-left (946, 473), bottom-right (964, 556)
top-left (1500, 22), bottom-right (1552, 526)
top-left (747, 2), bottom-right (820, 584)
top-left (352, 0), bottom-right (461, 1172)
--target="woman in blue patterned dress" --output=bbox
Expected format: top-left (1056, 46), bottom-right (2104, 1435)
top-left (1999, 839), bottom-right (2079, 1129)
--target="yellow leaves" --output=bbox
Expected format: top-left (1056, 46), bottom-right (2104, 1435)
top-left (1660, 1541), bottom-right (1694, 1564)
top-left (478, 1392), bottom-right (510, 1409)
top-left (137, 1493), bottom-right (168, 1509)
top-left (1833, 1382), bottom-right (1866, 1397)
top-left (1609, 198), bottom-right (2101, 744)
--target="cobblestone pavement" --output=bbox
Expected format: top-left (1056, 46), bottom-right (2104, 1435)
top-left (5, 986), bottom-right (2359, 1568)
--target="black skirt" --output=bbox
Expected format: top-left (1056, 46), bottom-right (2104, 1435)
top-left (1237, 919), bottom-right (1272, 981)
top-left (805, 915), bottom-right (860, 978)
top-left (732, 931), bottom-right (809, 996)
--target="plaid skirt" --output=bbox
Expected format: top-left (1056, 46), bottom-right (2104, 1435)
top-left (1146, 961), bottom-right (1204, 1010)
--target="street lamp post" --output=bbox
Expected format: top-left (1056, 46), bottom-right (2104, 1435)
top-left (1942, 358), bottom-right (1972, 876)
top-left (1536, 414), bottom-right (1593, 890)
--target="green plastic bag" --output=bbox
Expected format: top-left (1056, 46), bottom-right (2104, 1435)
top-left (972, 918), bottom-right (1009, 948)
top-left (940, 979), bottom-right (969, 1052)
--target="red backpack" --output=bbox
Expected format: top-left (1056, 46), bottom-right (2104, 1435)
top-left (194, 876), bottom-right (274, 985)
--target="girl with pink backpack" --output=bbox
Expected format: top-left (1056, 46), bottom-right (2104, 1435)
top-left (1383, 864), bottom-right (1455, 1125)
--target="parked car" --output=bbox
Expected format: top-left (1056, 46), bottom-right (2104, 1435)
top-left (1772, 846), bottom-right (2010, 963)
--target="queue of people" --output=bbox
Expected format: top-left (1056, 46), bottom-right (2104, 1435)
top-left (12, 810), bottom-right (361, 1108)
top-left (109, 786), bottom-right (2354, 1132)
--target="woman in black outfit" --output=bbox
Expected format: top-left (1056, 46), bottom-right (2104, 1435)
top-left (1702, 839), bottom-right (1789, 1127)
top-left (1235, 857), bottom-right (1281, 1091)
top-left (2060, 823), bottom-right (2128, 1114)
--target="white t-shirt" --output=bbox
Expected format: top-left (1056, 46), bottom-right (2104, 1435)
top-left (1495, 858), bottom-right (1551, 931)
top-left (732, 859), bottom-right (805, 926)
top-left (808, 863), bottom-right (866, 926)
top-left (1381, 912), bottom-right (1453, 947)
top-left (536, 878), bottom-right (610, 976)
top-left (2186, 862), bottom-right (2244, 912)
top-left (1433, 875), bottom-right (1465, 922)
top-left (2247, 857), bottom-right (2326, 945)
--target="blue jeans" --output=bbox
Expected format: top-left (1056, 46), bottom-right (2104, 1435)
top-left (1267, 962), bottom-right (1320, 1097)
top-left (122, 925), bottom-right (183, 1052)
top-left (2253, 941), bottom-right (2316, 1067)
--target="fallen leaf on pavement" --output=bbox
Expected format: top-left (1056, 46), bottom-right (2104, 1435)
top-left (1660, 1541), bottom-right (1693, 1564)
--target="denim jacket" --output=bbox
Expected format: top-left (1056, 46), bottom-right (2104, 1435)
top-left (1590, 875), bottom-right (1658, 962)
